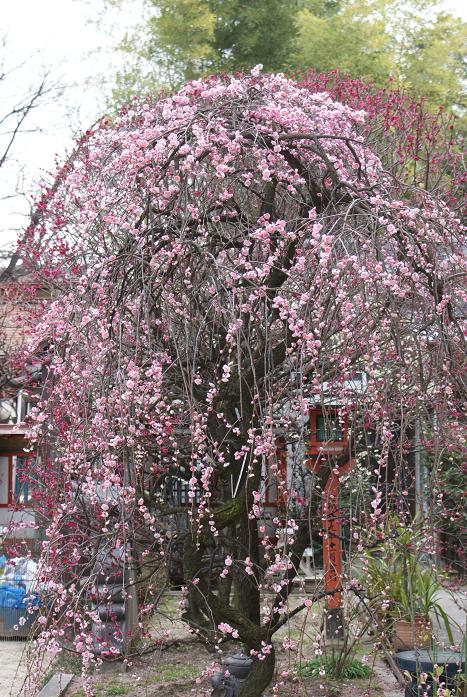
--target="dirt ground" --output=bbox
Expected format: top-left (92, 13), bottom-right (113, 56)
top-left (65, 592), bottom-right (403, 697)
top-left (65, 639), bottom-right (402, 697)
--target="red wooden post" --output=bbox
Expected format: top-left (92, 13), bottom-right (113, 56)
top-left (265, 436), bottom-right (288, 510)
top-left (322, 457), bottom-right (355, 638)
top-left (323, 471), bottom-right (342, 609)
top-left (307, 407), bottom-right (354, 639)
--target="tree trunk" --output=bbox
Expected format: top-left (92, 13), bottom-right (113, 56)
top-left (217, 572), bottom-right (232, 607)
top-left (238, 646), bottom-right (275, 697)
top-left (181, 532), bottom-right (213, 637)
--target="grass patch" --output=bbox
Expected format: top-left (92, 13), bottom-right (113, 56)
top-left (101, 682), bottom-right (129, 697)
top-left (69, 679), bottom-right (128, 697)
top-left (149, 662), bottom-right (199, 683)
top-left (299, 656), bottom-right (372, 680)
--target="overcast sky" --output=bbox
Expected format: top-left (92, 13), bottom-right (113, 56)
top-left (0, 0), bottom-right (465, 253)
top-left (0, 0), bottom-right (144, 251)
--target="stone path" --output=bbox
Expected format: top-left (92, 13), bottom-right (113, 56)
top-left (433, 587), bottom-right (466, 647)
top-left (373, 657), bottom-right (404, 697)
top-left (0, 640), bottom-right (28, 696)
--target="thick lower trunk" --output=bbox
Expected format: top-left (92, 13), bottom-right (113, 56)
top-left (181, 532), bottom-right (214, 638)
top-left (232, 562), bottom-right (260, 625)
top-left (238, 646), bottom-right (275, 697)
top-left (217, 573), bottom-right (232, 607)
top-left (233, 473), bottom-right (261, 625)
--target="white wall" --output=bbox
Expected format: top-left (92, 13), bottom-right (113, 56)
top-left (0, 456), bottom-right (9, 506)
top-left (0, 508), bottom-right (37, 539)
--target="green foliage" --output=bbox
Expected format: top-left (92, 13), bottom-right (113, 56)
top-left (210, 0), bottom-right (298, 73)
top-left (111, 0), bottom-right (299, 97)
top-left (300, 656), bottom-right (372, 679)
top-left (397, 11), bottom-right (467, 107)
top-left (104, 0), bottom-right (466, 110)
top-left (145, 0), bottom-right (216, 83)
top-left (292, 0), bottom-right (466, 106)
top-left (294, 0), bottom-right (394, 85)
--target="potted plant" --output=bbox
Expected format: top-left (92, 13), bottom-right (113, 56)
top-left (363, 518), bottom-right (455, 651)
top-left (390, 557), bottom-right (454, 651)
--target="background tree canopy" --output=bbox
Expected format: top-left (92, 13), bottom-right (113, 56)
top-left (107, 0), bottom-right (466, 109)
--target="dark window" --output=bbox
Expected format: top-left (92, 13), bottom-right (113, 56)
top-left (168, 473), bottom-right (201, 506)
top-left (316, 415), bottom-right (343, 442)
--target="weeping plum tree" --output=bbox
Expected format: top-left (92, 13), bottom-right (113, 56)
top-left (17, 70), bottom-right (465, 696)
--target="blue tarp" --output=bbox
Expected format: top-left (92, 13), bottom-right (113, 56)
top-left (0, 584), bottom-right (40, 609)
top-left (0, 584), bottom-right (27, 608)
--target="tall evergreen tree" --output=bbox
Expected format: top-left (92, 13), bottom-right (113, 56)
top-left (113, 0), bottom-right (299, 93)
top-left (210, 0), bottom-right (299, 73)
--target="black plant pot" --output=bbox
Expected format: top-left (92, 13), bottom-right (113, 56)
top-left (405, 683), bottom-right (420, 697)
top-left (396, 650), bottom-right (465, 697)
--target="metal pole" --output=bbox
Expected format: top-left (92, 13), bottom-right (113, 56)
top-left (414, 418), bottom-right (426, 519)
top-left (123, 449), bottom-right (139, 656)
